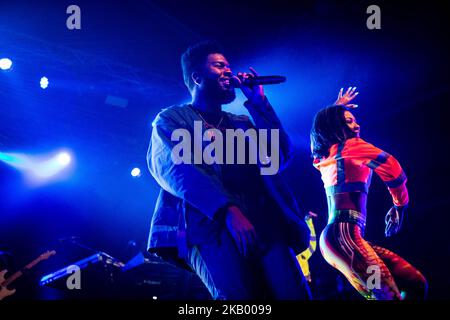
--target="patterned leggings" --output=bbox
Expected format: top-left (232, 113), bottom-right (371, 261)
top-left (320, 222), bottom-right (427, 300)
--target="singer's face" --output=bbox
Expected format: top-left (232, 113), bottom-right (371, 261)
top-left (200, 53), bottom-right (236, 104)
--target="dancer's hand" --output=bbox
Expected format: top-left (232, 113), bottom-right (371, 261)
top-left (385, 205), bottom-right (406, 237)
top-left (335, 87), bottom-right (359, 108)
top-left (225, 205), bottom-right (258, 257)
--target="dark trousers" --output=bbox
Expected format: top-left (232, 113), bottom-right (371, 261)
top-left (186, 227), bottom-right (312, 300)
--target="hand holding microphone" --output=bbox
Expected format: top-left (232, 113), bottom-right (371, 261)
top-left (231, 67), bottom-right (266, 105)
top-left (230, 67), bottom-right (286, 87)
top-left (230, 74), bottom-right (287, 87)
top-left (230, 67), bottom-right (286, 106)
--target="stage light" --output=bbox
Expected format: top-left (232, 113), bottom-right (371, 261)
top-left (57, 152), bottom-right (71, 165)
top-left (0, 58), bottom-right (13, 70)
top-left (40, 76), bottom-right (49, 89)
top-left (0, 151), bottom-right (16, 163)
top-left (1, 149), bottom-right (74, 185)
top-left (131, 167), bottom-right (141, 177)
top-left (30, 151), bottom-right (72, 179)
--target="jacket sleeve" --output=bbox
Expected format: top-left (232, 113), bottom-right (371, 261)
top-left (147, 111), bottom-right (237, 219)
top-left (357, 139), bottom-right (409, 207)
top-left (244, 96), bottom-right (294, 171)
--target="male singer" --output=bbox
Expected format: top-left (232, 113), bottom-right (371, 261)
top-left (146, 41), bottom-right (311, 299)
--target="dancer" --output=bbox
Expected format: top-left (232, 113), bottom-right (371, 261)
top-left (310, 88), bottom-right (427, 300)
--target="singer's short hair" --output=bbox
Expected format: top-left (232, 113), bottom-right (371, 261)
top-left (181, 40), bottom-right (224, 93)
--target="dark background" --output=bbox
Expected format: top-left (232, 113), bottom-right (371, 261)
top-left (1, 0), bottom-right (449, 299)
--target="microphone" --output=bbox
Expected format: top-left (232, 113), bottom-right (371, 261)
top-left (230, 75), bottom-right (286, 87)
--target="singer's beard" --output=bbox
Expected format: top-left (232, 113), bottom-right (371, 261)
top-left (207, 84), bottom-right (236, 105)
top-left (220, 88), bottom-right (236, 104)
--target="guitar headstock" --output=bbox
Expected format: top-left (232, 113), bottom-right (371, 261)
top-left (38, 250), bottom-right (56, 261)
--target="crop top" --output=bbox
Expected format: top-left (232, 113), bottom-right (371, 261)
top-left (313, 137), bottom-right (409, 207)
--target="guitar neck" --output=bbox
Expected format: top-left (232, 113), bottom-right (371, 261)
top-left (2, 256), bottom-right (45, 287)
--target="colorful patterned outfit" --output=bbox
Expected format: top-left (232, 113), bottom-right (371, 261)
top-left (314, 137), bottom-right (427, 300)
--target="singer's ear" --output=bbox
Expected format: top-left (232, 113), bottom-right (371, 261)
top-left (191, 72), bottom-right (202, 86)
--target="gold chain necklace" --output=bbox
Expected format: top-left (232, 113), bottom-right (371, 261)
top-left (197, 112), bottom-right (224, 129)
top-left (191, 106), bottom-right (224, 140)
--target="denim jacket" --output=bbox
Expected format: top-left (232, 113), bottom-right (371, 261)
top-left (146, 97), bottom-right (310, 263)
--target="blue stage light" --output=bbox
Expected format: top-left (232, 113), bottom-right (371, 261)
top-left (1, 149), bottom-right (73, 185)
top-left (40, 76), bottom-right (49, 89)
top-left (0, 58), bottom-right (13, 70)
top-left (131, 167), bottom-right (141, 177)
top-left (57, 152), bottom-right (71, 166)
top-left (30, 151), bottom-right (72, 179)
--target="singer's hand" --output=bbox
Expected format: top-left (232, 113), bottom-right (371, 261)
top-left (225, 205), bottom-right (258, 257)
top-left (335, 87), bottom-right (359, 108)
top-left (233, 67), bottom-right (265, 105)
